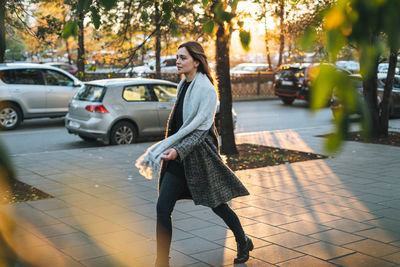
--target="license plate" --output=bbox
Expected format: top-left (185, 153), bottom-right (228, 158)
top-left (69, 121), bottom-right (80, 128)
top-left (282, 81), bottom-right (293, 86)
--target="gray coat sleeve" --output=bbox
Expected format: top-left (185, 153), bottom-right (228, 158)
top-left (172, 130), bottom-right (208, 161)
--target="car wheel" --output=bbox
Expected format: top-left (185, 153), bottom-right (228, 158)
top-left (281, 97), bottom-right (295, 105)
top-left (0, 103), bottom-right (22, 130)
top-left (110, 121), bottom-right (137, 145)
top-left (78, 135), bottom-right (97, 142)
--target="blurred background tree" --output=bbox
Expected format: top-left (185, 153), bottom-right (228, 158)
top-left (303, 0), bottom-right (400, 151)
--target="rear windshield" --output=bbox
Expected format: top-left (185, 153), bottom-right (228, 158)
top-left (278, 68), bottom-right (306, 79)
top-left (73, 84), bottom-right (105, 102)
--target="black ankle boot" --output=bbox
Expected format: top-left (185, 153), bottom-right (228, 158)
top-left (234, 235), bottom-right (254, 264)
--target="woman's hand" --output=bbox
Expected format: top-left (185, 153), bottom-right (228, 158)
top-left (161, 148), bottom-right (178, 161)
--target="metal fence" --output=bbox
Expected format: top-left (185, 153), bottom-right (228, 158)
top-left (83, 71), bottom-right (276, 99)
top-left (231, 72), bottom-right (275, 99)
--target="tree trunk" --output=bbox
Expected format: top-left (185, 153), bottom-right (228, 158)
top-left (277, 0), bottom-right (284, 67)
top-left (361, 56), bottom-right (379, 137)
top-left (154, 0), bottom-right (161, 79)
top-left (65, 38), bottom-right (72, 64)
top-left (216, 22), bottom-right (237, 155)
top-left (77, 9), bottom-right (85, 79)
top-left (379, 48), bottom-right (398, 136)
top-left (0, 0), bottom-right (6, 63)
top-left (264, 23), bottom-right (272, 69)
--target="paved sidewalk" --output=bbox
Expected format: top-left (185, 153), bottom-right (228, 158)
top-left (4, 121), bottom-right (400, 266)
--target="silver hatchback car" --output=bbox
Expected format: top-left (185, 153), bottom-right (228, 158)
top-left (0, 63), bottom-right (83, 130)
top-left (66, 78), bottom-right (236, 145)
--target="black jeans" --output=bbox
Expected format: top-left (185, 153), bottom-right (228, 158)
top-left (156, 171), bottom-right (246, 262)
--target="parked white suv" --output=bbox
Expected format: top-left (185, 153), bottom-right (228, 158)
top-left (0, 63), bottom-right (83, 130)
top-left (125, 56), bottom-right (177, 77)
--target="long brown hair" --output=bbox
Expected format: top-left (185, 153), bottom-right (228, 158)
top-left (178, 41), bottom-right (214, 85)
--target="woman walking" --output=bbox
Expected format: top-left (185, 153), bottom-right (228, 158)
top-left (136, 41), bottom-right (253, 267)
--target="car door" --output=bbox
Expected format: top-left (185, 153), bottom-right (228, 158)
top-left (42, 69), bottom-right (77, 113)
top-left (10, 69), bottom-right (46, 114)
top-left (122, 84), bottom-right (161, 135)
top-left (151, 84), bottom-right (177, 134)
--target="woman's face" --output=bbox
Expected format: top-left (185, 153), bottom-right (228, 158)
top-left (176, 47), bottom-right (199, 76)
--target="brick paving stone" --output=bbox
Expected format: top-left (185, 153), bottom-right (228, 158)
top-left (46, 232), bottom-right (96, 249)
top-left (265, 205), bottom-right (310, 216)
top-left (337, 209), bottom-right (382, 222)
top-left (251, 244), bottom-right (303, 264)
top-left (224, 257), bottom-right (275, 266)
top-left (214, 236), bottom-right (271, 250)
top-left (263, 231), bottom-right (319, 248)
top-left (191, 225), bottom-right (233, 241)
top-left (281, 197), bottom-right (324, 208)
top-left (295, 241), bottom-right (354, 260)
top-left (234, 206), bottom-right (272, 218)
top-left (294, 211), bottom-right (341, 224)
top-left (330, 252), bottom-right (395, 267)
top-left (92, 230), bottom-right (148, 250)
top-left (171, 237), bottom-right (222, 255)
top-left (80, 255), bottom-right (125, 267)
top-left (61, 243), bottom-right (118, 261)
top-left (383, 251), bottom-right (400, 264)
top-left (322, 218), bottom-right (375, 233)
top-left (173, 217), bottom-right (216, 232)
top-left (243, 222), bottom-right (287, 238)
top-left (344, 239), bottom-right (400, 257)
top-left (310, 229), bottom-right (365, 246)
top-left (253, 213), bottom-right (300, 226)
top-left (356, 228), bottom-right (400, 243)
top-left (280, 221), bottom-right (331, 235)
top-left (366, 217), bottom-right (400, 233)
top-left (277, 255), bottom-right (337, 267)
top-left (36, 223), bottom-right (79, 238)
top-left (190, 247), bottom-right (238, 266)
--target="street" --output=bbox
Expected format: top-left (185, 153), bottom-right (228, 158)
top-left (0, 99), bottom-right (333, 155)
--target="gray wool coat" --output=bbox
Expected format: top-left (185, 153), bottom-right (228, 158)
top-left (159, 84), bottom-right (249, 208)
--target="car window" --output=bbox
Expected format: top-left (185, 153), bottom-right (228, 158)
top-left (163, 59), bottom-right (176, 67)
top-left (153, 84), bottom-right (177, 102)
top-left (14, 69), bottom-right (44, 85)
top-left (380, 77), bottom-right (400, 88)
top-left (43, 69), bottom-right (74, 86)
top-left (0, 70), bottom-right (17, 84)
top-left (74, 85), bottom-right (105, 102)
top-left (123, 85), bottom-right (154, 101)
top-left (279, 68), bottom-right (305, 79)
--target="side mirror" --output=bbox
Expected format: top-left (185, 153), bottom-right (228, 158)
top-left (74, 81), bottom-right (82, 87)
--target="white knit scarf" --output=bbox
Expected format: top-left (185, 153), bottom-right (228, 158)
top-left (135, 72), bottom-right (218, 180)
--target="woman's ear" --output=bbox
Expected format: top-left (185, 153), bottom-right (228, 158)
top-left (194, 60), bottom-right (200, 68)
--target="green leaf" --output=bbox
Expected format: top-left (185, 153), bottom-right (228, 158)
top-left (202, 0), bottom-right (210, 7)
top-left (203, 20), bottom-right (215, 34)
top-left (239, 30), bottom-right (251, 51)
top-left (91, 7), bottom-right (101, 29)
top-left (231, 0), bottom-right (240, 11)
top-left (62, 21), bottom-right (78, 38)
top-left (100, 0), bottom-right (117, 10)
top-left (300, 28), bottom-right (317, 50)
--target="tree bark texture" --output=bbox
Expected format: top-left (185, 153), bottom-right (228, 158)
top-left (379, 49), bottom-right (398, 136)
top-left (77, 9), bottom-right (85, 79)
top-left (154, 0), bottom-right (161, 79)
top-left (277, 0), bottom-right (284, 67)
top-left (215, 22), bottom-right (237, 155)
top-left (0, 0), bottom-right (6, 63)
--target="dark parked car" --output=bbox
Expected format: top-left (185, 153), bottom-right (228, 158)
top-left (273, 63), bottom-right (312, 105)
top-left (274, 63), bottom-right (351, 105)
top-left (330, 73), bottom-right (400, 118)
